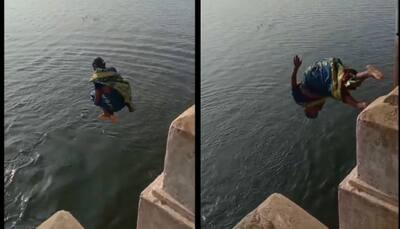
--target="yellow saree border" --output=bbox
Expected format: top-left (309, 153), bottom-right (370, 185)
top-left (90, 71), bottom-right (118, 81)
top-left (331, 60), bottom-right (345, 101)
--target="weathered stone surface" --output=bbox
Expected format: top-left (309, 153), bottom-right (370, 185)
top-left (356, 87), bottom-right (398, 199)
top-left (137, 105), bottom-right (194, 229)
top-left (339, 88), bottom-right (399, 229)
top-left (137, 175), bottom-right (194, 229)
top-left (37, 210), bottom-right (84, 229)
top-left (394, 36), bottom-right (398, 87)
top-left (339, 168), bottom-right (398, 229)
top-left (233, 193), bottom-right (328, 229)
top-left (163, 105), bottom-right (195, 213)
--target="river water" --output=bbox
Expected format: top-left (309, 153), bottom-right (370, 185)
top-left (4, 0), bottom-right (194, 228)
top-left (200, 0), bottom-right (395, 228)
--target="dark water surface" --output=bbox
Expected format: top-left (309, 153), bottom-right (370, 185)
top-left (201, 0), bottom-right (395, 228)
top-left (5, 0), bottom-right (194, 228)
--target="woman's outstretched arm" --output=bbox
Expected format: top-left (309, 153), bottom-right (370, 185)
top-left (292, 55), bottom-right (302, 88)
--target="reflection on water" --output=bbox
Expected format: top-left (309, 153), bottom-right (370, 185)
top-left (4, 0), bottom-right (194, 228)
top-left (201, 0), bottom-right (394, 228)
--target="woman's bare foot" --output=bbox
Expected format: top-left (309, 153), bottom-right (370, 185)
top-left (110, 115), bottom-right (119, 123)
top-left (366, 65), bottom-right (384, 80)
top-left (98, 112), bottom-right (111, 121)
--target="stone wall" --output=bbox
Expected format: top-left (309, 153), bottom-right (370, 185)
top-left (163, 106), bottom-right (195, 213)
top-left (394, 36), bottom-right (398, 87)
top-left (395, 3), bottom-right (398, 87)
top-left (338, 87), bottom-right (398, 229)
top-left (136, 105), bottom-right (195, 229)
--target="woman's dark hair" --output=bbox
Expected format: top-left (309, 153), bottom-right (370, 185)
top-left (92, 57), bottom-right (106, 70)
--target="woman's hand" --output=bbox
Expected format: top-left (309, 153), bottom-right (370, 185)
top-left (293, 55), bottom-right (302, 69)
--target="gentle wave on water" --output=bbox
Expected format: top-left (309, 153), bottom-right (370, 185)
top-left (5, 0), bottom-right (194, 228)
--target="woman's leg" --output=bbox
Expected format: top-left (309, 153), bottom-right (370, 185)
top-left (109, 114), bottom-right (119, 123)
top-left (98, 108), bottom-right (113, 121)
top-left (101, 108), bottom-right (113, 116)
top-left (103, 106), bottom-right (118, 123)
top-left (342, 89), bottom-right (367, 110)
top-left (97, 98), bottom-right (114, 120)
top-left (91, 89), bottom-right (118, 122)
top-left (355, 65), bottom-right (384, 80)
top-left (102, 94), bottom-right (119, 123)
top-left (344, 66), bottom-right (383, 90)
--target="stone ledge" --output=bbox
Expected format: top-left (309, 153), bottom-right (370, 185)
top-left (339, 167), bottom-right (398, 229)
top-left (356, 86), bottom-right (398, 198)
top-left (168, 105), bottom-right (195, 138)
top-left (152, 173), bottom-right (194, 222)
top-left (137, 174), bottom-right (194, 229)
top-left (37, 210), bottom-right (84, 229)
top-left (163, 105), bottom-right (195, 213)
top-left (358, 86), bottom-right (398, 130)
top-left (348, 169), bottom-right (398, 208)
top-left (137, 105), bottom-right (195, 229)
top-left (233, 193), bottom-right (328, 229)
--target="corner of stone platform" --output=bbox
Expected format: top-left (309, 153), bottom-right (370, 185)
top-left (136, 105), bottom-right (195, 229)
top-left (338, 87), bottom-right (398, 229)
top-left (233, 193), bottom-right (328, 229)
top-left (37, 210), bottom-right (84, 229)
